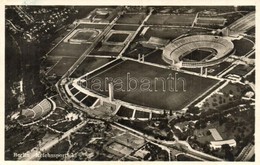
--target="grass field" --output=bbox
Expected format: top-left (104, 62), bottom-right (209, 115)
top-left (107, 33), bottom-right (130, 42)
top-left (90, 43), bottom-right (123, 56)
top-left (207, 62), bottom-right (232, 76)
top-left (112, 24), bottom-right (139, 31)
top-left (181, 61), bottom-right (232, 76)
top-left (116, 13), bottom-right (146, 24)
top-left (71, 31), bottom-right (96, 40)
top-left (48, 42), bottom-right (91, 58)
top-left (233, 38), bottom-right (254, 56)
top-left (182, 49), bottom-right (213, 62)
top-left (70, 57), bottom-right (114, 78)
top-left (146, 14), bottom-right (196, 26)
top-left (144, 49), bottom-right (168, 66)
top-left (144, 27), bottom-right (191, 40)
top-left (224, 64), bottom-right (254, 77)
top-left (47, 57), bottom-right (78, 76)
top-left (86, 60), bottom-right (219, 110)
top-left (76, 23), bottom-right (108, 30)
top-left (123, 44), bottom-right (154, 59)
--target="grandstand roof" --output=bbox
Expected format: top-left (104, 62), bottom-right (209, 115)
top-left (210, 139), bottom-right (236, 149)
top-left (162, 35), bottom-right (234, 68)
top-left (209, 128), bottom-right (223, 141)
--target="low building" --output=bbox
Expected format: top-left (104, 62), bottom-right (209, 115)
top-left (210, 139), bottom-right (236, 150)
top-left (140, 37), bottom-right (169, 49)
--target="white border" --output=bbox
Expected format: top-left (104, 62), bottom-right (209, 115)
top-left (1, 0), bottom-right (259, 165)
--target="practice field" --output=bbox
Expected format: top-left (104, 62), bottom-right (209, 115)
top-left (112, 24), bottom-right (139, 31)
top-left (48, 42), bottom-right (91, 58)
top-left (107, 33), bottom-right (130, 43)
top-left (144, 49), bottom-right (168, 66)
top-left (144, 27), bottom-right (191, 40)
top-left (71, 30), bottom-right (98, 41)
top-left (47, 57), bottom-right (78, 76)
top-left (76, 23), bottom-right (108, 30)
top-left (233, 38), bottom-right (254, 56)
top-left (143, 27), bottom-right (211, 40)
top-left (224, 64), bottom-right (254, 77)
top-left (116, 13), bottom-right (146, 24)
top-left (146, 14), bottom-right (196, 26)
top-left (90, 43), bottom-right (123, 56)
top-left (123, 44), bottom-right (154, 59)
top-left (70, 57), bottom-right (114, 78)
top-left (86, 60), bottom-right (219, 110)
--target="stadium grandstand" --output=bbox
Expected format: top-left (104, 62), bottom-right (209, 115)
top-left (20, 98), bottom-right (56, 122)
top-left (64, 83), bottom-right (99, 108)
top-left (163, 35), bottom-right (234, 68)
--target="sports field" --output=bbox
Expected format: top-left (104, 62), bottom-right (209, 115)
top-left (86, 60), bottom-right (219, 110)
top-left (224, 64), bottom-right (254, 77)
top-left (233, 38), bottom-right (254, 56)
top-left (107, 33), bottom-right (130, 43)
top-left (71, 31), bottom-right (97, 41)
top-left (76, 23), bottom-right (108, 30)
top-left (144, 49), bottom-right (168, 66)
top-left (47, 57), bottom-right (78, 76)
top-left (112, 24), bottom-right (139, 31)
top-left (144, 27), bottom-right (191, 40)
top-left (123, 44), bottom-right (154, 59)
top-left (90, 43), bottom-right (123, 56)
top-left (182, 49), bottom-right (213, 62)
top-left (146, 14), bottom-right (196, 26)
top-left (70, 57), bottom-right (114, 78)
top-left (116, 13), bottom-right (146, 24)
top-left (48, 42), bottom-right (91, 58)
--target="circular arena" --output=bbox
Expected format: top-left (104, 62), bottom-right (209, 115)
top-left (162, 35), bottom-right (234, 68)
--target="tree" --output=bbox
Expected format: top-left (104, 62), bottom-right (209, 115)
top-left (206, 130), bottom-right (211, 136)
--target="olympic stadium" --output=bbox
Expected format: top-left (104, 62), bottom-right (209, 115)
top-left (163, 35), bottom-right (235, 68)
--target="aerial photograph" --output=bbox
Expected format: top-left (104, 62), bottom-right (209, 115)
top-left (5, 5), bottom-right (255, 161)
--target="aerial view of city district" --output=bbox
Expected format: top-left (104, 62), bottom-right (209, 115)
top-left (5, 6), bottom-right (255, 161)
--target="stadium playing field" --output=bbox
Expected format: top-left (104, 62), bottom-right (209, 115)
top-left (86, 60), bottom-right (219, 110)
top-left (182, 49), bottom-right (214, 62)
